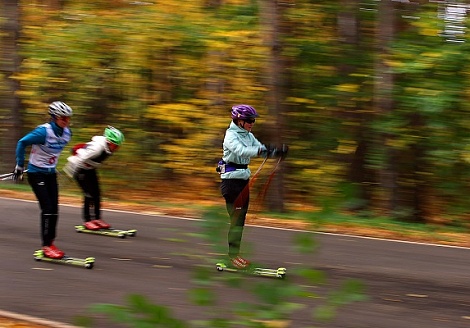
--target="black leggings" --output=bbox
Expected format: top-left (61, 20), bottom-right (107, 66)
top-left (220, 179), bottom-right (250, 258)
top-left (28, 172), bottom-right (59, 247)
top-left (74, 169), bottom-right (101, 221)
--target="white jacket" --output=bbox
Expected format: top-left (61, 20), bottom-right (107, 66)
top-left (64, 136), bottom-right (112, 177)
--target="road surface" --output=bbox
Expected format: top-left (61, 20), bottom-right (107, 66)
top-left (1, 197), bottom-right (470, 327)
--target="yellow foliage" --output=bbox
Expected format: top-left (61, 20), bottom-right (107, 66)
top-left (225, 0), bottom-right (252, 4)
top-left (145, 103), bottom-right (199, 124)
top-left (404, 87), bottom-right (440, 97)
top-left (286, 97), bottom-right (316, 105)
top-left (421, 52), bottom-right (442, 58)
top-left (15, 90), bottom-right (37, 98)
top-left (419, 28), bottom-right (440, 37)
top-left (460, 151), bottom-right (470, 163)
top-left (333, 140), bottom-right (357, 155)
top-left (385, 138), bottom-right (409, 149)
top-left (384, 60), bottom-right (404, 68)
top-left (336, 83), bottom-right (360, 93)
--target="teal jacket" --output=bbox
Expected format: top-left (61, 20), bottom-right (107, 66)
top-left (221, 121), bottom-right (266, 180)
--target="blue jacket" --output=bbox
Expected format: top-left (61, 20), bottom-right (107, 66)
top-left (16, 121), bottom-right (72, 173)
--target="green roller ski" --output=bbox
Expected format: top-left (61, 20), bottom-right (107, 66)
top-left (33, 250), bottom-right (95, 269)
top-left (216, 262), bottom-right (286, 279)
top-left (75, 225), bottom-right (137, 239)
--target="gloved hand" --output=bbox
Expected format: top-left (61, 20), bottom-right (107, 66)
top-left (267, 145), bottom-right (279, 157)
top-left (263, 144), bottom-right (289, 158)
top-left (278, 144), bottom-right (289, 159)
top-left (12, 165), bottom-right (24, 182)
top-left (258, 145), bottom-right (267, 156)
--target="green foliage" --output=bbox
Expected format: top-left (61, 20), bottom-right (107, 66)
top-left (293, 233), bottom-right (318, 254)
top-left (313, 279), bottom-right (367, 321)
top-left (188, 287), bottom-right (216, 307)
top-left (80, 207), bottom-right (366, 327)
top-left (82, 294), bottom-right (187, 328)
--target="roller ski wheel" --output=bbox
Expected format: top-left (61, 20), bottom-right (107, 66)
top-left (126, 230), bottom-right (137, 237)
top-left (215, 262), bottom-right (286, 279)
top-left (216, 262), bottom-right (227, 271)
top-left (253, 267), bottom-right (286, 279)
top-left (33, 250), bottom-right (95, 269)
top-left (75, 225), bottom-right (136, 239)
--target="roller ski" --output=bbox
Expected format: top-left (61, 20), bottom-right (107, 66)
top-left (75, 220), bottom-right (136, 238)
top-left (75, 223), bottom-right (137, 239)
top-left (33, 249), bottom-right (95, 269)
top-left (216, 257), bottom-right (286, 279)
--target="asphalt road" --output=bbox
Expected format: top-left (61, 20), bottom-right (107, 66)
top-left (1, 197), bottom-right (470, 327)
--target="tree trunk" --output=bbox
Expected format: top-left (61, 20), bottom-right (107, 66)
top-left (0, 0), bottom-right (22, 172)
top-left (374, 0), bottom-right (397, 214)
top-left (259, 0), bottom-right (286, 212)
top-left (43, 0), bottom-right (64, 10)
top-left (204, 0), bottom-right (225, 107)
top-left (337, 0), bottom-right (374, 210)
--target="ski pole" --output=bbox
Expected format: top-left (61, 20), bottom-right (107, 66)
top-left (230, 156), bottom-right (269, 223)
top-left (0, 169), bottom-right (28, 181)
top-left (248, 156), bottom-right (269, 189)
top-left (0, 173), bottom-right (14, 181)
top-left (56, 168), bottom-right (74, 183)
top-left (256, 156), bottom-right (283, 204)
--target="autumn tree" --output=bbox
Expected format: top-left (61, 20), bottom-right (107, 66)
top-left (258, 0), bottom-right (288, 211)
top-left (373, 0), bottom-right (397, 215)
top-left (0, 0), bottom-right (21, 172)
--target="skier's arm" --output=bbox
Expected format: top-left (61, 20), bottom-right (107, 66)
top-left (251, 135), bottom-right (267, 154)
top-left (16, 127), bottom-right (47, 167)
top-left (73, 138), bottom-right (110, 169)
top-left (75, 142), bottom-right (102, 164)
top-left (64, 141), bottom-right (102, 177)
top-left (224, 132), bottom-right (264, 158)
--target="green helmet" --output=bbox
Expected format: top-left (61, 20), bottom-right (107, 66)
top-left (104, 126), bottom-right (124, 146)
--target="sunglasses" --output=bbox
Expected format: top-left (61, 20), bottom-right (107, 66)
top-left (244, 118), bottom-right (256, 124)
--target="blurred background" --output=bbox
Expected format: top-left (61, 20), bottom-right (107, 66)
top-left (1, 0), bottom-right (470, 223)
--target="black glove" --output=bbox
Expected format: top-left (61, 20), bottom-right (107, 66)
top-left (279, 144), bottom-right (289, 159)
top-left (12, 165), bottom-right (24, 182)
top-left (267, 145), bottom-right (278, 157)
top-left (266, 144), bottom-right (289, 158)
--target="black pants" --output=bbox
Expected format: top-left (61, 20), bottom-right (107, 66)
top-left (74, 169), bottom-right (101, 221)
top-left (28, 172), bottom-right (59, 247)
top-left (220, 179), bottom-right (250, 258)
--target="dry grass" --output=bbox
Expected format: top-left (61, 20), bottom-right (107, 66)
top-left (0, 318), bottom-right (48, 328)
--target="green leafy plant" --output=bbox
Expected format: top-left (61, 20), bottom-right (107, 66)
top-left (78, 207), bottom-right (366, 327)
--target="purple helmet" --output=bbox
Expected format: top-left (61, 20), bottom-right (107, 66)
top-left (231, 104), bottom-right (259, 120)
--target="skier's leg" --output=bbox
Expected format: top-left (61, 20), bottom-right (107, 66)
top-left (75, 170), bottom-right (92, 222)
top-left (88, 170), bottom-right (110, 228)
top-left (221, 179), bottom-right (250, 260)
top-left (84, 195), bottom-right (92, 221)
top-left (75, 170), bottom-right (100, 230)
top-left (45, 173), bottom-right (59, 243)
top-left (28, 173), bottom-right (64, 258)
top-left (227, 211), bottom-right (246, 257)
top-left (28, 173), bottom-right (54, 246)
top-left (88, 170), bottom-right (101, 220)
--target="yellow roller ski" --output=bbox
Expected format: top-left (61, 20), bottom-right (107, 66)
top-left (75, 225), bottom-right (137, 239)
top-left (33, 250), bottom-right (95, 269)
top-left (216, 262), bottom-right (286, 279)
